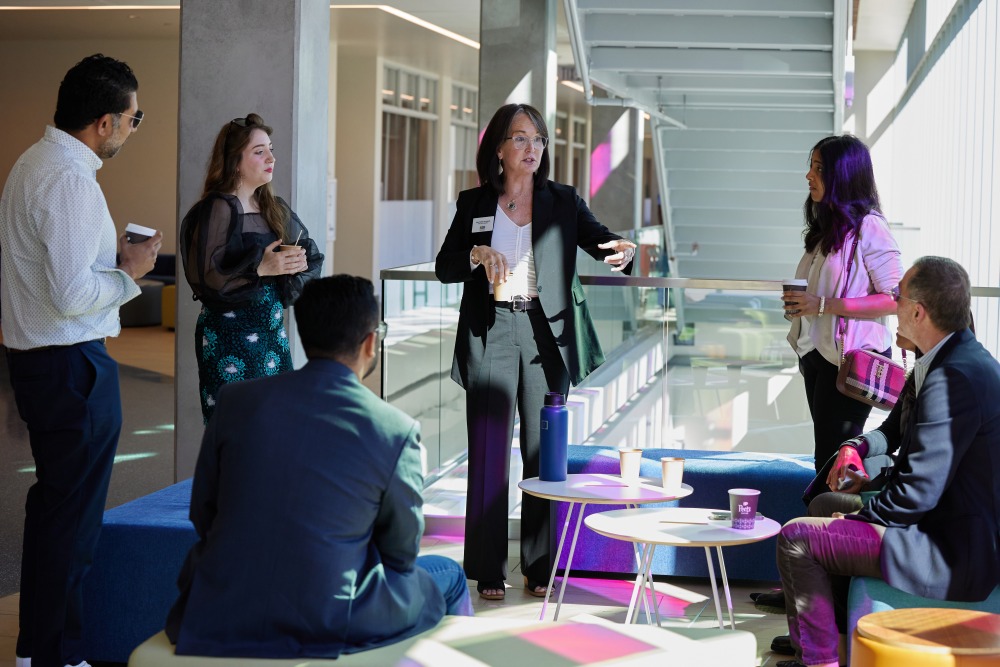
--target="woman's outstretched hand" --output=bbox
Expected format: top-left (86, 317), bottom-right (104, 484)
top-left (599, 239), bottom-right (637, 272)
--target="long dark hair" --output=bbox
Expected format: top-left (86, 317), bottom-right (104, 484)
top-left (202, 112), bottom-right (288, 239)
top-left (803, 135), bottom-right (882, 255)
top-left (476, 103), bottom-right (550, 195)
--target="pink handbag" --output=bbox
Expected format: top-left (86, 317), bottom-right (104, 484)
top-left (834, 235), bottom-right (907, 411)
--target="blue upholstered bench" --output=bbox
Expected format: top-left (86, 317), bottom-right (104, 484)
top-left (847, 576), bottom-right (1000, 647)
top-left (561, 445), bottom-right (815, 582)
top-left (82, 479), bottom-right (197, 664)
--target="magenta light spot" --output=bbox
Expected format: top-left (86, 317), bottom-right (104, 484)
top-left (519, 624), bottom-right (658, 663)
top-left (591, 141), bottom-right (611, 199)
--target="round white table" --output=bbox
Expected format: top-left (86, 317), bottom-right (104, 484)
top-left (518, 473), bottom-right (693, 622)
top-left (585, 507), bottom-right (780, 629)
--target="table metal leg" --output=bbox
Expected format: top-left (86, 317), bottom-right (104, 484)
top-left (540, 500), bottom-right (576, 621)
top-left (716, 546), bottom-right (735, 630)
top-left (628, 542), bottom-right (656, 624)
top-left (552, 501), bottom-right (588, 621)
top-left (643, 544), bottom-right (661, 627)
top-left (703, 546), bottom-right (725, 630)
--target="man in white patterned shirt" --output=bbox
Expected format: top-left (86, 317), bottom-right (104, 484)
top-left (0, 54), bottom-right (161, 667)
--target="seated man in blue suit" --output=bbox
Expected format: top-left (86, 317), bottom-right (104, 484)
top-left (775, 256), bottom-right (1000, 667)
top-left (166, 275), bottom-right (472, 658)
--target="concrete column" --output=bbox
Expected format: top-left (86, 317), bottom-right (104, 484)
top-left (175, 0), bottom-right (330, 479)
top-left (478, 0), bottom-right (558, 131)
top-left (588, 106), bottom-right (642, 232)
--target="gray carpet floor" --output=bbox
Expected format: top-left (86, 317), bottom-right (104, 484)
top-left (0, 349), bottom-right (175, 597)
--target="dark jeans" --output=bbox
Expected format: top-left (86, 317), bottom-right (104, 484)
top-left (7, 341), bottom-right (122, 667)
top-left (777, 518), bottom-right (884, 665)
top-left (415, 555), bottom-right (474, 616)
top-left (462, 305), bottom-right (570, 585)
top-left (799, 349), bottom-right (885, 472)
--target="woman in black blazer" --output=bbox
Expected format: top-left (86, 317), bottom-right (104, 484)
top-left (435, 103), bottom-right (635, 600)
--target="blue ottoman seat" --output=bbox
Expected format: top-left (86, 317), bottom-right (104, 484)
top-left (561, 445), bottom-right (815, 582)
top-left (82, 479), bottom-right (196, 663)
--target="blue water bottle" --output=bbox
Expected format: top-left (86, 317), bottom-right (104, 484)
top-left (539, 392), bottom-right (568, 481)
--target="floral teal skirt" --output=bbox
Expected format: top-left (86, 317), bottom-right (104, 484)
top-left (195, 285), bottom-right (292, 423)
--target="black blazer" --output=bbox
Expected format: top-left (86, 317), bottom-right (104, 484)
top-left (435, 181), bottom-right (630, 387)
top-left (848, 328), bottom-right (1000, 601)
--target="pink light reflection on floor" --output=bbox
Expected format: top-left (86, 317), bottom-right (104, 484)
top-left (560, 576), bottom-right (695, 620)
top-left (519, 624), bottom-right (658, 663)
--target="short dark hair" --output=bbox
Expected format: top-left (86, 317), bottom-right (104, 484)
top-left (477, 103), bottom-right (550, 195)
top-left (54, 54), bottom-right (138, 131)
top-left (908, 256), bottom-right (971, 333)
top-left (294, 275), bottom-right (379, 359)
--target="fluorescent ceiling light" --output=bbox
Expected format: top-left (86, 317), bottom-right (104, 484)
top-left (560, 80), bottom-right (585, 93)
top-left (334, 4), bottom-right (480, 50)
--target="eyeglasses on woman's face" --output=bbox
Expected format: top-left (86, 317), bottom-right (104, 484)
top-left (118, 110), bottom-right (143, 129)
top-left (505, 135), bottom-right (548, 151)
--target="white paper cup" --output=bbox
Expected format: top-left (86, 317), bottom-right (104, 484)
top-left (493, 274), bottom-right (514, 302)
top-left (125, 223), bottom-right (157, 244)
top-left (618, 448), bottom-right (642, 485)
top-left (660, 457), bottom-right (684, 492)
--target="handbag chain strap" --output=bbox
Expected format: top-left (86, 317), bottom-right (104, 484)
top-left (836, 230), bottom-right (906, 372)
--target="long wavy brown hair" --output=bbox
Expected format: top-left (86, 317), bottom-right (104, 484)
top-left (202, 112), bottom-right (289, 239)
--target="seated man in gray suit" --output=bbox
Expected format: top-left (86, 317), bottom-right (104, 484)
top-left (775, 256), bottom-right (1000, 667)
top-left (166, 275), bottom-right (472, 658)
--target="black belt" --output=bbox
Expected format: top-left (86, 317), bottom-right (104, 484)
top-left (5, 338), bottom-right (106, 354)
top-left (494, 296), bottom-right (540, 312)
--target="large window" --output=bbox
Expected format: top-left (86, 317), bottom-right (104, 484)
top-left (381, 65), bottom-right (437, 201)
top-left (552, 112), bottom-right (569, 185)
top-left (450, 84), bottom-right (478, 198)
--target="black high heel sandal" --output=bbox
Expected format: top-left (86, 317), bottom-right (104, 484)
top-left (477, 579), bottom-right (505, 601)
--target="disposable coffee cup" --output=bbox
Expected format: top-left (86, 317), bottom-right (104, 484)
top-left (782, 279), bottom-right (807, 320)
top-left (125, 223), bottom-right (156, 244)
top-left (618, 448), bottom-right (643, 485)
top-left (278, 244), bottom-right (303, 253)
top-left (729, 488), bottom-right (760, 530)
top-left (660, 457), bottom-right (684, 492)
top-left (493, 273), bottom-right (514, 302)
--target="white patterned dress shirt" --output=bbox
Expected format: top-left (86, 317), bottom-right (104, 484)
top-left (0, 126), bottom-right (140, 350)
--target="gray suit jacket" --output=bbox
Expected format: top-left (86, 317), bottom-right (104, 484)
top-left (166, 360), bottom-right (444, 657)
top-left (435, 181), bottom-right (629, 387)
top-left (849, 328), bottom-right (1000, 600)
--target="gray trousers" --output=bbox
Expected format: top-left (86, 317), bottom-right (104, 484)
top-left (777, 517), bottom-right (885, 665)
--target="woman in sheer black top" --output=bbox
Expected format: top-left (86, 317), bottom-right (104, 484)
top-left (181, 113), bottom-right (323, 422)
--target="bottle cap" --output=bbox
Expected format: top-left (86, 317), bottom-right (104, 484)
top-left (544, 392), bottom-right (565, 407)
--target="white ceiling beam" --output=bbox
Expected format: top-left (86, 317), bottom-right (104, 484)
top-left (672, 189), bottom-right (805, 210)
top-left (625, 74), bottom-right (833, 94)
top-left (663, 150), bottom-right (814, 172)
top-left (589, 47), bottom-right (833, 76)
top-left (577, 0), bottom-right (834, 19)
top-left (656, 108), bottom-right (832, 131)
top-left (582, 15), bottom-right (832, 50)
top-left (658, 129), bottom-right (816, 152)
top-left (653, 92), bottom-right (835, 110)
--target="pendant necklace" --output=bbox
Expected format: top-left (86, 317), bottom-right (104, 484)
top-left (506, 199), bottom-right (517, 212)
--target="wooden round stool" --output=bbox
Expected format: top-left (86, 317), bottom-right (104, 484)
top-left (851, 608), bottom-right (1000, 666)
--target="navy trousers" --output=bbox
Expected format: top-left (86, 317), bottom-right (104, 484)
top-left (7, 340), bottom-right (122, 667)
top-left (462, 305), bottom-right (570, 585)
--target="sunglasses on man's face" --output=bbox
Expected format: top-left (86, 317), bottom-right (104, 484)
top-left (118, 110), bottom-right (143, 129)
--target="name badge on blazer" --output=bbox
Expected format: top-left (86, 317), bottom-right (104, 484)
top-left (472, 216), bottom-right (494, 233)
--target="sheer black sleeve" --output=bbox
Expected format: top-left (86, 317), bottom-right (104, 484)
top-left (274, 200), bottom-right (324, 307)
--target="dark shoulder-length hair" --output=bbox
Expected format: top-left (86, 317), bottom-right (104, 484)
top-left (803, 134), bottom-right (882, 255)
top-left (476, 103), bottom-right (550, 195)
top-left (202, 112), bottom-right (289, 239)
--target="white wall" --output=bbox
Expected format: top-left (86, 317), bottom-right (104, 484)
top-left (852, 0), bottom-right (999, 355)
top-left (0, 39), bottom-right (180, 253)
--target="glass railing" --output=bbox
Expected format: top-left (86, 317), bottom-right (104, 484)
top-left (380, 263), bottom-right (1000, 484)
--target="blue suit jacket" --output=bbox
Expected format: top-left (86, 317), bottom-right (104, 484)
top-left (435, 181), bottom-right (629, 387)
top-left (851, 328), bottom-right (1000, 600)
top-left (165, 360), bottom-right (444, 658)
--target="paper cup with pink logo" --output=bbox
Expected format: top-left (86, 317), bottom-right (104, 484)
top-left (728, 488), bottom-right (760, 530)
